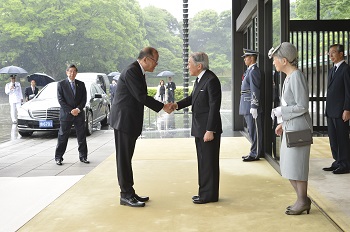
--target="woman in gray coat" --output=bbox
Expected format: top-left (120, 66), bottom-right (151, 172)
top-left (269, 42), bottom-right (312, 215)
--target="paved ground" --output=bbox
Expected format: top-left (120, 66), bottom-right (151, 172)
top-left (4, 136), bottom-right (346, 232)
top-left (0, 91), bottom-right (349, 231)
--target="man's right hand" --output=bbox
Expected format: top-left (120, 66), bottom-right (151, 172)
top-left (163, 103), bottom-right (174, 114)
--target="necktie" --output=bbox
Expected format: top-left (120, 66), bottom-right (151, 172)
top-left (330, 66), bottom-right (337, 81)
top-left (32, 87), bottom-right (35, 93)
top-left (193, 77), bottom-right (199, 92)
top-left (71, 81), bottom-right (76, 95)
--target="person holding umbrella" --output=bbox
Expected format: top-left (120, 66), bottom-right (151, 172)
top-left (5, 75), bottom-right (23, 124)
top-left (24, 79), bottom-right (39, 101)
top-left (166, 76), bottom-right (176, 103)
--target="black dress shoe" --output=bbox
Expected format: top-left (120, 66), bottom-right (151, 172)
top-left (56, 159), bottom-right (62, 165)
top-left (134, 194), bottom-right (149, 202)
top-left (332, 167), bottom-right (350, 174)
top-left (120, 197), bottom-right (145, 207)
top-left (322, 166), bottom-right (337, 171)
top-left (243, 156), bottom-right (259, 162)
top-left (80, 158), bottom-right (90, 164)
top-left (192, 195), bottom-right (199, 200)
top-left (242, 155), bottom-right (249, 159)
top-left (193, 198), bottom-right (210, 204)
top-left (193, 198), bottom-right (218, 204)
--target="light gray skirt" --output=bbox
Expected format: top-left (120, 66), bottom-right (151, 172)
top-left (279, 132), bottom-right (311, 181)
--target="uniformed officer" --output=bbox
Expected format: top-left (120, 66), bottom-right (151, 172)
top-left (5, 75), bottom-right (23, 124)
top-left (239, 49), bottom-right (263, 162)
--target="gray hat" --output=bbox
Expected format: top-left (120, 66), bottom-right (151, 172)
top-left (242, 48), bottom-right (259, 57)
top-left (268, 42), bottom-right (298, 63)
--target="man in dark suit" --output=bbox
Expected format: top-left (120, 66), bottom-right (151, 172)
top-left (109, 47), bottom-right (172, 207)
top-left (239, 49), bottom-right (263, 162)
top-left (324, 44), bottom-right (350, 174)
top-left (173, 52), bottom-right (222, 204)
top-left (166, 76), bottom-right (176, 103)
top-left (24, 80), bottom-right (39, 101)
top-left (55, 64), bottom-right (89, 165)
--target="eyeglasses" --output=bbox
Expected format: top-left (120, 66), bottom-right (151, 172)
top-left (147, 56), bottom-right (158, 65)
top-left (327, 51), bottom-right (339, 56)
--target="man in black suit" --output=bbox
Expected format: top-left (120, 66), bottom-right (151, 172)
top-left (55, 64), bottom-right (89, 165)
top-left (109, 47), bottom-right (172, 207)
top-left (324, 44), bottom-right (350, 174)
top-left (24, 80), bottom-right (39, 101)
top-left (173, 52), bottom-right (222, 204)
top-left (166, 76), bottom-right (176, 103)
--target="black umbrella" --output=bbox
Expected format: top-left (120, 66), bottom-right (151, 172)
top-left (0, 65), bottom-right (28, 74)
top-left (27, 73), bottom-right (55, 86)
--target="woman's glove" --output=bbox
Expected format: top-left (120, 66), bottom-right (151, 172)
top-left (271, 107), bottom-right (282, 120)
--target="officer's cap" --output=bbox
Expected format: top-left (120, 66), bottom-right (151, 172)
top-left (242, 48), bottom-right (259, 57)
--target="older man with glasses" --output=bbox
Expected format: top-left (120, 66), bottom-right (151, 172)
top-left (109, 47), bottom-right (173, 207)
top-left (324, 44), bottom-right (350, 174)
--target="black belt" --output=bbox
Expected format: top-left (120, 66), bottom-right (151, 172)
top-left (241, 90), bottom-right (251, 95)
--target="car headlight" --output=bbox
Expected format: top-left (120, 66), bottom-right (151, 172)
top-left (17, 106), bottom-right (32, 120)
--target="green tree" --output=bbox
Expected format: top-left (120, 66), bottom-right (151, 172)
top-left (190, 10), bottom-right (219, 52)
top-left (0, 0), bottom-right (145, 80)
top-left (189, 10), bottom-right (232, 75)
top-left (294, 0), bottom-right (350, 20)
top-left (142, 6), bottom-right (183, 80)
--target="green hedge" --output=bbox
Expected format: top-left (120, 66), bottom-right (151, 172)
top-left (148, 86), bottom-right (193, 102)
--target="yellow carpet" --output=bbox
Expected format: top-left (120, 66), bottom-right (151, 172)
top-left (19, 137), bottom-right (338, 232)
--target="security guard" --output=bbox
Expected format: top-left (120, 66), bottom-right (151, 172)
top-left (239, 49), bottom-right (263, 162)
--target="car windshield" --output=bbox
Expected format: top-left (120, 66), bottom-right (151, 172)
top-left (36, 82), bottom-right (57, 99)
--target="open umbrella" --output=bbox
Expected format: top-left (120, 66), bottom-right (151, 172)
top-left (108, 71), bottom-right (120, 77)
top-left (0, 65), bottom-right (28, 74)
top-left (157, 71), bottom-right (175, 77)
top-left (108, 71), bottom-right (121, 80)
top-left (27, 73), bottom-right (55, 86)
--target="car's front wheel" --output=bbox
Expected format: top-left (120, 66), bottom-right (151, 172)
top-left (18, 131), bottom-right (33, 137)
top-left (85, 111), bottom-right (93, 136)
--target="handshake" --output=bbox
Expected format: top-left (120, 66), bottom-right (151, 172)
top-left (163, 103), bottom-right (178, 114)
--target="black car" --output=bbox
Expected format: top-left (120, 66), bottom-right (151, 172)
top-left (17, 81), bottom-right (110, 136)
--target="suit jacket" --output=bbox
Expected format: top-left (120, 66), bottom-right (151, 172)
top-left (166, 82), bottom-right (176, 91)
top-left (239, 64), bottom-right (262, 115)
top-left (177, 70), bottom-right (222, 137)
top-left (57, 78), bottom-right (87, 122)
top-left (109, 61), bottom-right (164, 137)
top-left (24, 86), bottom-right (39, 100)
top-left (326, 61), bottom-right (350, 118)
top-left (281, 70), bottom-right (312, 132)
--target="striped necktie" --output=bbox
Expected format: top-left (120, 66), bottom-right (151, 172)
top-left (71, 81), bottom-right (76, 95)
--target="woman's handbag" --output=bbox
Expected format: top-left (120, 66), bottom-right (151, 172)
top-left (285, 115), bottom-right (313, 148)
top-left (285, 129), bottom-right (313, 148)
